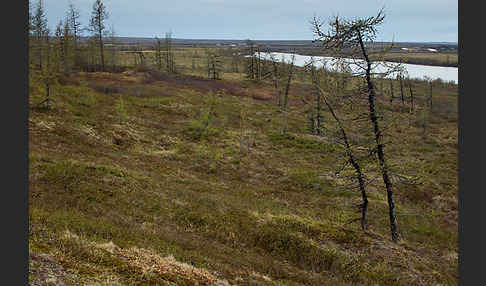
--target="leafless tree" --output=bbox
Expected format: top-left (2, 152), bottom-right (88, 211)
top-left (165, 32), bottom-right (176, 73)
top-left (303, 57), bottom-right (325, 136)
top-left (61, 18), bottom-right (72, 74)
top-left (154, 37), bottom-right (163, 71)
top-left (108, 24), bottom-right (118, 72)
top-left (231, 50), bottom-right (240, 73)
top-left (408, 77), bottom-right (414, 112)
top-left (55, 20), bottom-right (64, 73)
top-left (206, 49), bottom-right (223, 80)
top-left (312, 8), bottom-right (401, 242)
top-left (89, 0), bottom-right (109, 72)
top-left (280, 53), bottom-right (296, 134)
top-left (282, 53), bottom-right (296, 112)
top-left (316, 84), bottom-right (370, 231)
top-left (67, 2), bottom-right (82, 68)
top-left (245, 39), bottom-right (256, 80)
top-left (398, 73), bottom-right (405, 107)
top-left (268, 53), bottom-right (283, 105)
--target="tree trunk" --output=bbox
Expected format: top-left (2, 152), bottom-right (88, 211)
top-left (98, 28), bottom-right (104, 72)
top-left (408, 79), bottom-right (414, 112)
top-left (358, 32), bottom-right (399, 242)
top-left (316, 85), bottom-right (369, 231)
top-left (399, 74), bottom-right (404, 107)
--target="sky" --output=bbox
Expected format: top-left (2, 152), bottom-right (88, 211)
top-left (38, 0), bottom-right (458, 43)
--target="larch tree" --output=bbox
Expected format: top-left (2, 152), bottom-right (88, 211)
top-left (154, 37), bottom-right (163, 71)
top-left (316, 83), bottom-right (370, 231)
top-left (67, 2), bottom-right (82, 68)
top-left (89, 0), bottom-right (109, 72)
top-left (206, 49), bottom-right (223, 80)
top-left (280, 53), bottom-right (296, 134)
top-left (398, 72), bottom-right (405, 107)
top-left (165, 32), bottom-right (175, 74)
top-left (108, 24), bottom-right (118, 72)
top-left (37, 28), bottom-right (59, 110)
top-left (268, 53), bottom-right (282, 106)
top-left (54, 20), bottom-right (64, 73)
top-left (28, 1), bottom-right (35, 67)
top-left (32, 0), bottom-right (48, 70)
top-left (311, 9), bottom-right (402, 242)
top-left (302, 57), bottom-right (325, 136)
top-left (61, 17), bottom-right (72, 74)
top-left (245, 39), bottom-right (256, 80)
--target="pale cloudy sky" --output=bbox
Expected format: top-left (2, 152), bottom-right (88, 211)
top-left (39, 0), bottom-right (458, 42)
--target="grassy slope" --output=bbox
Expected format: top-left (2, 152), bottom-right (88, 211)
top-left (29, 67), bottom-right (458, 285)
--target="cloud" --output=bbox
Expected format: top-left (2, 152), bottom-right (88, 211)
top-left (43, 0), bottom-right (457, 42)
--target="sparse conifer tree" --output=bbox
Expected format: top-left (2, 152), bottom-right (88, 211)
top-left (37, 29), bottom-right (59, 110)
top-left (280, 53), bottom-right (296, 134)
top-left (89, 0), bottom-right (109, 72)
top-left (245, 39), bottom-right (257, 80)
top-left (164, 32), bottom-right (175, 73)
top-left (206, 49), bottom-right (223, 80)
top-left (398, 72), bottom-right (405, 107)
top-left (154, 37), bottom-right (163, 71)
top-left (389, 78), bottom-right (394, 105)
top-left (61, 18), bottom-right (72, 74)
top-left (108, 24), bottom-right (118, 72)
top-left (55, 20), bottom-right (64, 73)
top-left (312, 8), bottom-right (402, 242)
top-left (32, 0), bottom-right (48, 70)
top-left (408, 78), bottom-right (414, 112)
top-left (269, 53), bottom-right (282, 105)
top-left (67, 2), bottom-right (82, 68)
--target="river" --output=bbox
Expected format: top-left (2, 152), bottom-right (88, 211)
top-left (252, 52), bottom-right (458, 84)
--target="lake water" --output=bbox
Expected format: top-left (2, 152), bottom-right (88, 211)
top-left (252, 52), bottom-right (458, 84)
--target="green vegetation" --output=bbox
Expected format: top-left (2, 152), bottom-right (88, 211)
top-left (28, 2), bottom-right (457, 285)
top-left (29, 60), bottom-right (458, 284)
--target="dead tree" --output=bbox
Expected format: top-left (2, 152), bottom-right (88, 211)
top-left (312, 8), bottom-right (401, 242)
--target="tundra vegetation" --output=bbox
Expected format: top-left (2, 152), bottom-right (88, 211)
top-left (28, 2), bottom-right (458, 285)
